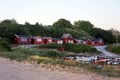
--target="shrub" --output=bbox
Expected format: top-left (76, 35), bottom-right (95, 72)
top-left (39, 43), bottom-right (97, 53)
top-left (39, 43), bottom-right (63, 49)
top-left (0, 39), bottom-right (11, 51)
top-left (63, 44), bottom-right (97, 53)
top-left (45, 50), bottom-right (65, 58)
top-left (7, 52), bottom-right (27, 61)
top-left (18, 48), bottom-right (44, 55)
top-left (16, 48), bottom-right (65, 58)
top-left (106, 45), bottom-right (120, 55)
top-left (0, 48), bottom-right (65, 61)
top-left (0, 50), bottom-right (28, 61)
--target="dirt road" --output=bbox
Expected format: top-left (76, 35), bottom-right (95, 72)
top-left (0, 57), bottom-right (119, 80)
top-left (94, 46), bottom-right (119, 57)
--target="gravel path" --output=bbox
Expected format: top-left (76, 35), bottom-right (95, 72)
top-left (94, 46), bottom-right (119, 57)
top-left (0, 57), bottom-right (119, 80)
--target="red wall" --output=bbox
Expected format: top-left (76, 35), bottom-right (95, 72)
top-left (62, 38), bottom-right (74, 44)
top-left (44, 38), bottom-right (53, 44)
top-left (14, 37), bottom-right (31, 44)
top-left (33, 38), bottom-right (44, 44)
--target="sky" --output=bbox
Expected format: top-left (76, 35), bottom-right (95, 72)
top-left (0, 0), bottom-right (120, 31)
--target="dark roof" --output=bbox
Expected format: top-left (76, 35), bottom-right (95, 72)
top-left (43, 37), bottom-right (53, 39)
top-left (33, 36), bottom-right (43, 38)
top-left (92, 38), bottom-right (103, 42)
top-left (54, 38), bottom-right (61, 40)
top-left (14, 34), bottom-right (32, 38)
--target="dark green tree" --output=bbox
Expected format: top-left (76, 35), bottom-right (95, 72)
top-left (25, 22), bottom-right (30, 25)
top-left (74, 20), bottom-right (94, 32)
top-left (93, 28), bottom-right (116, 44)
top-left (0, 19), bottom-right (18, 24)
top-left (53, 18), bottom-right (72, 28)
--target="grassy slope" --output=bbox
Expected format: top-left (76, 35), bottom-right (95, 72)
top-left (65, 28), bottom-right (92, 39)
top-left (106, 45), bottom-right (120, 55)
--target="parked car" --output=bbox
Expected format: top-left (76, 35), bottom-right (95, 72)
top-left (63, 55), bottom-right (76, 60)
top-left (107, 60), bottom-right (113, 65)
top-left (112, 61), bottom-right (120, 65)
top-left (76, 55), bottom-right (93, 63)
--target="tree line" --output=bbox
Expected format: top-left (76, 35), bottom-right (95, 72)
top-left (0, 18), bottom-right (117, 44)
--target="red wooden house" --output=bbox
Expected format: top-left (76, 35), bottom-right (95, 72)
top-left (91, 38), bottom-right (104, 46)
top-left (44, 37), bottom-right (53, 44)
top-left (31, 36), bottom-right (44, 44)
top-left (54, 38), bottom-right (63, 44)
top-left (74, 39), bottom-right (84, 44)
top-left (14, 34), bottom-right (31, 44)
top-left (86, 39), bottom-right (92, 45)
top-left (61, 34), bottom-right (74, 44)
top-left (86, 38), bottom-right (104, 46)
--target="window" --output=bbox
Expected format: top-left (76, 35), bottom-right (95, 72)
top-left (71, 40), bottom-right (73, 43)
top-left (68, 40), bottom-right (71, 43)
top-left (58, 40), bottom-right (63, 44)
top-left (21, 38), bottom-right (27, 42)
top-left (57, 41), bottom-right (60, 44)
top-left (37, 38), bottom-right (42, 42)
top-left (60, 40), bottom-right (63, 44)
top-left (49, 39), bottom-right (52, 42)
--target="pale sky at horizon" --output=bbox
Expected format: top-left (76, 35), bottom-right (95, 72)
top-left (0, 0), bottom-right (120, 31)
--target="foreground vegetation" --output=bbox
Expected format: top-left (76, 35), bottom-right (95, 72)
top-left (0, 46), bottom-right (119, 77)
top-left (0, 39), bottom-right (11, 51)
top-left (39, 43), bottom-right (97, 54)
top-left (106, 45), bottom-right (120, 55)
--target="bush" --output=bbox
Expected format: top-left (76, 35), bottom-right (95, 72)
top-left (16, 48), bottom-right (65, 58)
top-left (18, 48), bottom-right (44, 55)
top-left (39, 43), bottom-right (97, 53)
top-left (0, 50), bottom-right (28, 61)
top-left (9, 48), bottom-right (65, 59)
top-left (0, 48), bottom-right (66, 61)
top-left (7, 52), bottom-right (27, 61)
top-left (39, 44), bottom-right (63, 49)
top-left (45, 51), bottom-right (65, 58)
top-left (106, 45), bottom-right (120, 55)
top-left (63, 44), bottom-right (97, 53)
top-left (0, 39), bottom-right (11, 51)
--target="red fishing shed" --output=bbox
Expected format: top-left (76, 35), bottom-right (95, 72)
top-left (61, 34), bottom-right (74, 44)
top-left (31, 36), bottom-right (44, 44)
top-left (14, 34), bottom-right (32, 44)
top-left (44, 37), bottom-right (53, 44)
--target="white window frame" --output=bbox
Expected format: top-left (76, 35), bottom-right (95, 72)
top-left (21, 37), bottom-right (27, 42)
top-left (37, 38), bottom-right (42, 42)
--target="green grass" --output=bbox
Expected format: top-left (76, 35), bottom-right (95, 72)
top-left (64, 44), bottom-right (97, 53)
top-left (39, 44), bottom-right (63, 49)
top-left (0, 49), bottom-right (28, 61)
top-left (39, 43), bottom-right (97, 53)
top-left (0, 48), bottom-right (65, 61)
top-left (0, 40), bottom-right (12, 51)
top-left (106, 45), bottom-right (120, 55)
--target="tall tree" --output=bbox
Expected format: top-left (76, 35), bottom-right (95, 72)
top-left (53, 18), bottom-right (72, 28)
top-left (109, 28), bottom-right (120, 43)
top-left (25, 22), bottom-right (30, 25)
top-left (0, 19), bottom-right (18, 24)
top-left (74, 20), bottom-right (94, 32)
top-left (93, 28), bottom-right (116, 44)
